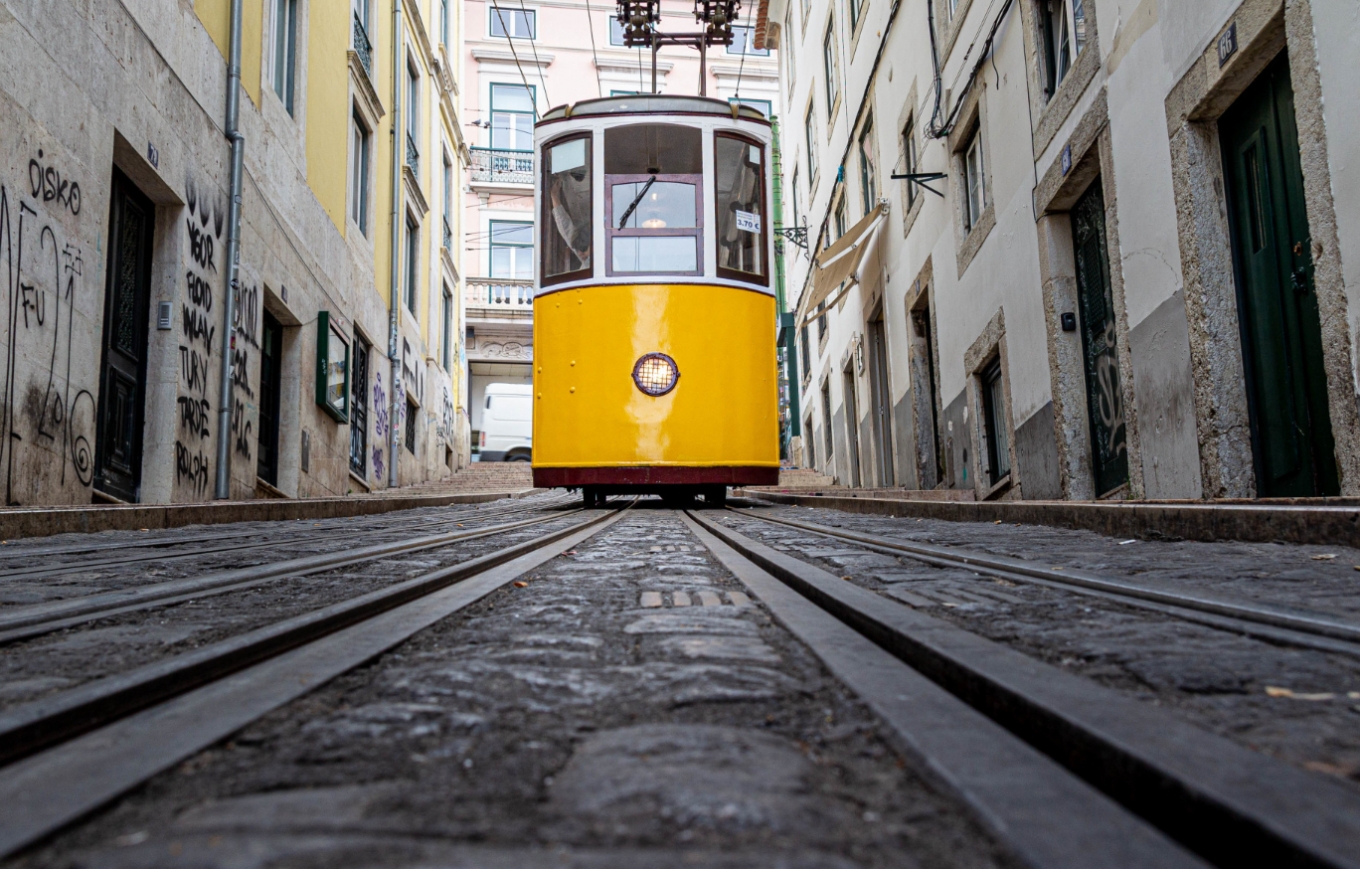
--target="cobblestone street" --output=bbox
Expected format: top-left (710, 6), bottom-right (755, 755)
top-left (3, 496), bottom-right (1358, 867)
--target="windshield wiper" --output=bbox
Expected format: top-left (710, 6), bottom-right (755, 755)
top-left (617, 176), bottom-right (657, 230)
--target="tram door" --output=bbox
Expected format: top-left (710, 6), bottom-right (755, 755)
top-left (94, 169), bottom-right (154, 502)
top-left (1220, 53), bottom-right (1338, 497)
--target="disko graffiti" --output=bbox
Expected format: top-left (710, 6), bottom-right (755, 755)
top-left (0, 150), bottom-right (95, 504)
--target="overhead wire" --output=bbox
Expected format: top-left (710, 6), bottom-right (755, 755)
top-left (517, 0), bottom-right (553, 107)
top-left (583, 0), bottom-right (605, 98)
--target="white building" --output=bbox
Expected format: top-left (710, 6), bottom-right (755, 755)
top-left (765, 0), bottom-right (1360, 500)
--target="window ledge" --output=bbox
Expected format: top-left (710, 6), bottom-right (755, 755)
top-left (349, 469), bottom-right (372, 492)
top-left (955, 202), bottom-right (996, 278)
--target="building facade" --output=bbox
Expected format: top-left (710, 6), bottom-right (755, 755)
top-left (0, 0), bottom-right (469, 506)
top-left (460, 0), bottom-right (779, 454)
top-left (767, 0), bottom-right (1360, 500)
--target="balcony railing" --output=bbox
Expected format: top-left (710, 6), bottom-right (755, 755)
top-left (352, 14), bottom-right (373, 77)
top-left (405, 133), bottom-right (419, 176)
top-left (466, 277), bottom-right (534, 309)
top-left (470, 147), bottom-right (534, 185)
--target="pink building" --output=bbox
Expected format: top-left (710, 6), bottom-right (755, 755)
top-left (460, 0), bottom-right (779, 453)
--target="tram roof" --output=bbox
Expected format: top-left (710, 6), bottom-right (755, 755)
top-left (538, 95), bottom-right (768, 125)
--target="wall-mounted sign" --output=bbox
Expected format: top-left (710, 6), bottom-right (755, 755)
top-left (1061, 144), bottom-right (1072, 176)
top-left (1217, 22), bottom-right (1238, 68)
top-left (315, 311), bottom-right (350, 422)
top-left (147, 142), bottom-right (159, 169)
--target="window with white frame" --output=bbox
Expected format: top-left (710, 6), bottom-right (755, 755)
top-left (489, 221), bottom-right (534, 279)
top-left (350, 110), bottom-right (371, 235)
top-left (440, 0), bottom-right (449, 47)
top-left (405, 214), bottom-right (420, 314)
top-left (442, 151), bottom-right (454, 249)
top-left (804, 102), bottom-right (818, 179)
top-left (727, 26), bottom-right (770, 56)
top-left (441, 285), bottom-right (454, 370)
top-left (858, 114), bottom-right (877, 216)
top-left (489, 5), bottom-right (535, 39)
top-left (1038, 0), bottom-right (1087, 98)
top-left (823, 23), bottom-right (839, 110)
top-left (902, 114), bottom-right (919, 209)
top-left (947, 0), bottom-right (960, 19)
top-left (609, 16), bottom-right (626, 45)
top-left (490, 83), bottom-right (535, 151)
top-left (962, 126), bottom-right (986, 231)
top-left (785, 10), bottom-right (796, 93)
top-left (406, 59), bottom-right (420, 169)
top-left (850, 0), bottom-right (868, 31)
top-left (269, 0), bottom-right (299, 114)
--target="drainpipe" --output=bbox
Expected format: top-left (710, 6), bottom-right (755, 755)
top-left (215, 0), bottom-right (246, 499)
top-left (387, 0), bottom-right (404, 489)
top-left (771, 116), bottom-right (800, 459)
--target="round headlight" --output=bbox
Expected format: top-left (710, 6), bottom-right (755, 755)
top-left (632, 352), bottom-right (680, 397)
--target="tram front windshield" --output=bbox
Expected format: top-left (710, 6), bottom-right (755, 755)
top-left (605, 125), bottom-right (703, 276)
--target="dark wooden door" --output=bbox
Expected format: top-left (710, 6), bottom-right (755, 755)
top-left (350, 334), bottom-right (370, 477)
top-left (256, 311), bottom-right (283, 486)
top-left (1071, 179), bottom-right (1128, 497)
top-left (94, 170), bottom-right (154, 502)
top-left (1220, 54), bottom-right (1338, 497)
top-left (867, 315), bottom-right (895, 486)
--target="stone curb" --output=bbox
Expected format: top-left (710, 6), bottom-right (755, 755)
top-left (734, 490), bottom-right (1360, 546)
top-left (0, 489), bottom-right (542, 541)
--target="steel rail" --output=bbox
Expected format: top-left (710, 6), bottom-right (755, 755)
top-left (0, 505), bottom-right (586, 646)
top-left (0, 493), bottom-right (571, 577)
top-left (678, 510), bottom-right (1207, 869)
top-left (687, 510), bottom-right (1360, 869)
top-left (0, 502), bottom-right (633, 858)
top-left (728, 507), bottom-right (1360, 648)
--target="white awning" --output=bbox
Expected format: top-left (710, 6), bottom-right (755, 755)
top-left (800, 203), bottom-right (888, 325)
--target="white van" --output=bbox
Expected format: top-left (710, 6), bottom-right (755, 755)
top-left (478, 383), bottom-right (533, 462)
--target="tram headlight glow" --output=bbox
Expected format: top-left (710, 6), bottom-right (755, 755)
top-left (632, 353), bottom-right (680, 397)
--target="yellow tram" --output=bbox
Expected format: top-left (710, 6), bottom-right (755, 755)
top-left (531, 96), bottom-right (780, 506)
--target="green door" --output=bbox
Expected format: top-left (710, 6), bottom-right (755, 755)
top-left (1220, 54), bottom-right (1338, 497)
top-left (1071, 180), bottom-right (1128, 496)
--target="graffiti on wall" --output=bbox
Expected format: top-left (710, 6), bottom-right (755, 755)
top-left (174, 173), bottom-right (224, 496)
top-left (0, 149), bottom-right (96, 504)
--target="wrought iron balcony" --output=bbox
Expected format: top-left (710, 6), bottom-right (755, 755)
top-left (352, 14), bottom-right (373, 77)
top-left (469, 147), bottom-right (534, 185)
top-left (405, 132), bottom-right (419, 176)
top-left (465, 277), bottom-right (534, 309)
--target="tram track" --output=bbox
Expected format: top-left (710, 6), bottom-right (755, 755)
top-left (0, 499), bottom-right (581, 647)
top-left (0, 501), bottom-right (634, 857)
top-left (0, 493), bottom-right (573, 584)
top-left (722, 506), bottom-right (1360, 655)
top-left (4, 501), bottom-right (1357, 868)
top-left (681, 509), bottom-right (1360, 869)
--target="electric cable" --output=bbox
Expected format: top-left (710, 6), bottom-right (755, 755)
top-left (583, 0), bottom-right (605, 98)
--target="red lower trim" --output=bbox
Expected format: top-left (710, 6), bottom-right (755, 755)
top-left (533, 466), bottom-right (779, 488)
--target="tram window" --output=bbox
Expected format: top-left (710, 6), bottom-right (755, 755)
top-left (604, 124), bottom-right (703, 277)
top-left (715, 133), bottom-right (767, 283)
top-left (542, 134), bottom-right (593, 284)
top-left (612, 181), bottom-right (696, 229)
top-left (605, 125), bottom-right (701, 175)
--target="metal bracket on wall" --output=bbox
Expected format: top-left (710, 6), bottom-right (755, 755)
top-left (891, 172), bottom-right (946, 198)
top-left (775, 225), bottom-right (808, 251)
